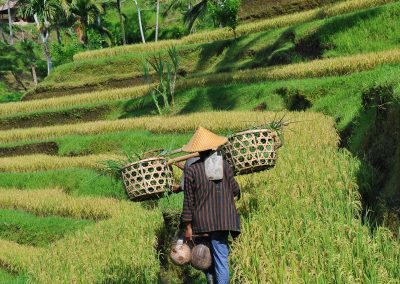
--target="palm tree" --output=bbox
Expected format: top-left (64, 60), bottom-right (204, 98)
top-left (184, 0), bottom-right (208, 31)
top-left (116, 0), bottom-right (126, 44)
top-left (67, 0), bottom-right (104, 45)
top-left (19, 0), bottom-right (58, 75)
top-left (6, 0), bottom-right (13, 45)
top-left (20, 39), bottom-right (38, 84)
top-left (132, 0), bottom-right (145, 43)
top-left (155, 0), bottom-right (159, 41)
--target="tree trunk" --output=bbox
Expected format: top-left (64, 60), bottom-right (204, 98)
top-left (11, 71), bottom-right (27, 91)
top-left (133, 0), bottom-right (146, 43)
top-left (155, 0), bottom-right (160, 42)
top-left (82, 25), bottom-right (88, 46)
top-left (117, 0), bottom-right (126, 45)
top-left (43, 32), bottom-right (52, 75)
top-left (56, 26), bottom-right (62, 44)
top-left (7, 0), bottom-right (13, 45)
top-left (34, 14), bottom-right (52, 75)
top-left (31, 65), bottom-right (38, 85)
top-left (0, 26), bottom-right (8, 43)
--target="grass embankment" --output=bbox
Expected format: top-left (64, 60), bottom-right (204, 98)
top-left (73, 0), bottom-right (394, 61)
top-left (0, 189), bottom-right (163, 282)
top-left (0, 209), bottom-right (93, 247)
top-left (38, 1), bottom-right (400, 94)
top-left (5, 48), bottom-right (400, 120)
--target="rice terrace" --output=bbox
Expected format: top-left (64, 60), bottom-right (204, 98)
top-left (0, 0), bottom-right (399, 282)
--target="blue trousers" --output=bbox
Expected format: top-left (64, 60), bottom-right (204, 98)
top-left (205, 231), bottom-right (230, 284)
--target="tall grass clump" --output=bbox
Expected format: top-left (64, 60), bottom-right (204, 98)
top-left (144, 46), bottom-right (180, 114)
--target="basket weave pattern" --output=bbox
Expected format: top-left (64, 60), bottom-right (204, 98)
top-left (121, 157), bottom-right (173, 201)
top-left (222, 129), bottom-right (278, 175)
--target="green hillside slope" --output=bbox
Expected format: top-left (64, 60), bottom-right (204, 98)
top-left (32, 0), bottom-right (399, 97)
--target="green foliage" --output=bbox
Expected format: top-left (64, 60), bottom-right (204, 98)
top-left (0, 269), bottom-right (27, 284)
top-left (209, 0), bottom-right (241, 32)
top-left (144, 45), bottom-right (180, 114)
top-left (0, 209), bottom-right (93, 247)
top-left (51, 36), bottom-right (84, 66)
top-left (0, 82), bottom-right (22, 103)
top-left (100, 150), bottom-right (144, 179)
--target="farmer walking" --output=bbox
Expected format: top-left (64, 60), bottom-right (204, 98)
top-left (181, 127), bottom-right (241, 284)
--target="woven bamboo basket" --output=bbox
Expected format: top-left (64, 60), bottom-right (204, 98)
top-left (121, 157), bottom-right (174, 201)
top-left (221, 129), bottom-right (279, 175)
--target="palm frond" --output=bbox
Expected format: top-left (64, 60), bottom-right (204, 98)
top-left (184, 0), bottom-right (207, 31)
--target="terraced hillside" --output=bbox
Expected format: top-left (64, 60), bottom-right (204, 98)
top-left (0, 0), bottom-right (399, 282)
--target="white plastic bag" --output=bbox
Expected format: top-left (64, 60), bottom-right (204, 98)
top-left (205, 151), bottom-right (224, 180)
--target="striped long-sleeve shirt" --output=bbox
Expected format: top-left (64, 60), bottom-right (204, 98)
top-left (182, 159), bottom-right (241, 235)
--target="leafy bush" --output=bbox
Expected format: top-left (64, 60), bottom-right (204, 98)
top-left (209, 0), bottom-right (241, 33)
top-left (51, 36), bottom-right (84, 67)
top-left (0, 82), bottom-right (22, 103)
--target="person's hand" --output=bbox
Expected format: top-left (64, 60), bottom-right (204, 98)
top-left (185, 224), bottom-right (192, 240)
top-left (172, 184), bottom-right (182, 193)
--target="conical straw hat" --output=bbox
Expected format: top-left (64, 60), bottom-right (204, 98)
top-left (182, 127), bottom-right (228, 153)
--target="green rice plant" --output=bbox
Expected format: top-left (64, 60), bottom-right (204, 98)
top-left (0, 85), bottom-right (150, 118)
top-left (0, 111), bottom-right (306, 144)
top-left (0, 168), bottom-right (126, 199)
top-left (28, 206), bottom-right (162, 283)
top-left (0, 189), bottom-right (126, 220)
top-left (73, 0), bottom-right (395, 61)
top-left (0, 268), bottom-right (27, 284)
top-left (5, 48), bottom-right (400, 119)
top-left (0, 209), bottom-right (93, 247)
top-left (0, 190), bottom-right (163, 283)
top-left (229, 111), bottom-right (400, 282)
top-left (0, 111), bottom-right (399, 282)
top-left (0, 240), bottom-right (43, 273)
top-left (100, 150), bottom-right (144, 179)
top-left (0, 154), bottom-right (122, 172)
